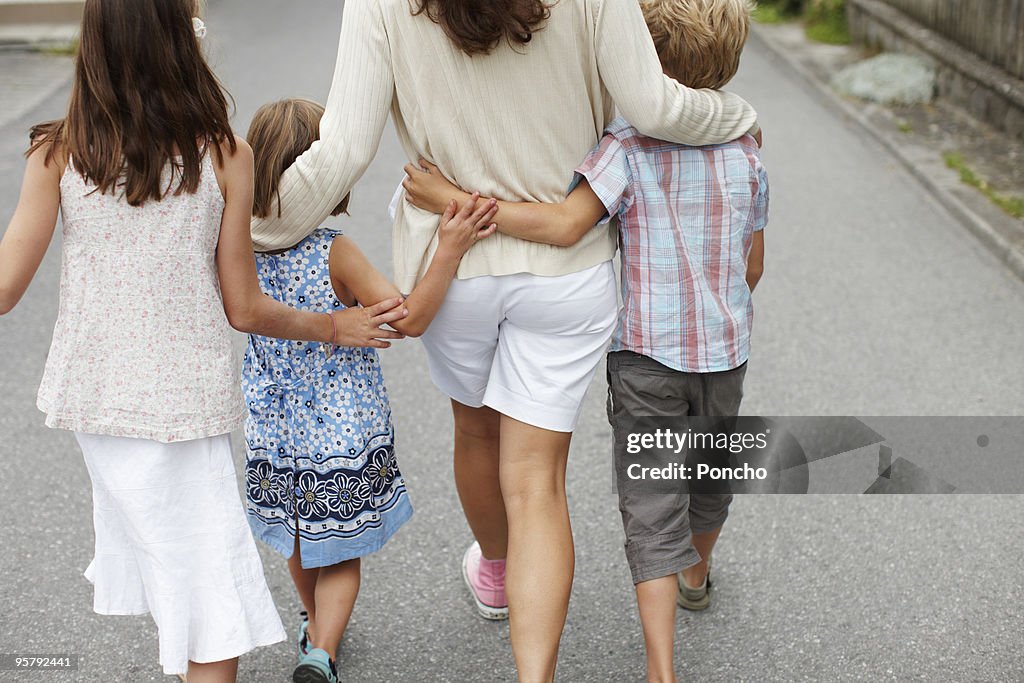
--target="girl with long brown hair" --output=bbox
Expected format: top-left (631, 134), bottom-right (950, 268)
top-left (0, 1), bottom-right (409, 680)
top-left (250, 0), bottom-right (759, 680)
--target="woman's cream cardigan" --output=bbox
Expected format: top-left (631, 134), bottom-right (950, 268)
top-left (251, 0), bottom-right (758, 292)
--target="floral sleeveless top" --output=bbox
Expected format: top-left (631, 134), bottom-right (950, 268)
top-left (37, 152), bottom-right (245, 442)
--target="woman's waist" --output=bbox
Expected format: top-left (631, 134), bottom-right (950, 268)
top-left (454, 230), bottom-right (616, 277)
top-left (394, 209), bottom-right (617, 292)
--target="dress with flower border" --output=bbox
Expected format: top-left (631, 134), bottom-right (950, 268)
top-left (242, 227), bottom-right (412, 569)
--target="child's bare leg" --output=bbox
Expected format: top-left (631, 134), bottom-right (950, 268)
top-left (186, 657), bottom-right (238, 683)
top-left (288, 535), bottom-right (320, 643)
top-left (313, 558), bottom-right (361, 658)
top-left (636, 576), bottom-right (679, 683)
top-left (680, 527), bottom-right (722, 588)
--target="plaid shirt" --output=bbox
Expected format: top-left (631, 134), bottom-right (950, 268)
top-left (575, 117), bottom-right (769, 373)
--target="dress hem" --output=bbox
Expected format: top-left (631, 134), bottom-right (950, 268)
top-left (251, 499), bottom-right (414, 570)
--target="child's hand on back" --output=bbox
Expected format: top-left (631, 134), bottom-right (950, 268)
top-left (403, 159), bottom-right (469, 215)
top-left (331, 298), bottom-right (408, 349)
top-left (435, 193), bottom-right (498, 261)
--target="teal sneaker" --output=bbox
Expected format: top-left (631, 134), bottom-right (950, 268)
top-left (297, 611), bottom-right (311, 659)
top-left (293, 648), bottom-right (338, 683)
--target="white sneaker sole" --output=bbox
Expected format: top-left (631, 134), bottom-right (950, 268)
top-left (461, 552), bottom-right (509, 621)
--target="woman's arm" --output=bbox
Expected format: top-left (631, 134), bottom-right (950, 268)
top-left (403, 161), bottom-right (606, 248)
top-left (0, 144), bottom-right (62, 315)
top-left (330, 194), bottom-right (498, 337)
top-left (595, 0), bottom-right (758, 145)
top-left (215, 136), bottom-right (408, 348)
top-left (249, 0), bottom-right (394, 252)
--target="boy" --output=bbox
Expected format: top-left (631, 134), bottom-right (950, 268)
top-left (401, 0), bottom-right (766, 678)
top-left (588, 3), bottom-right (766, 680)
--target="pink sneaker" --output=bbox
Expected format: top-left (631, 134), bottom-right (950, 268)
top-left (461, 542), bottom-right (509, 620)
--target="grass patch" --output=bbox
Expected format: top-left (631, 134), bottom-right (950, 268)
top-left (805, 1), bottom-right (850, 44)
top-left (944, 152), bottom-right (1024, 219)
top-left (753, 4), bottom-right (789, 23)
top-left (806, 15), bottom-right (850, 44)
top-left (897, 119), bottom-right (913, 134)
top-left (753, 0), bottom-right (803, 23)
top-left (754, 0), bottom-right (851, 44)
top-left (39, 39), bottom-right (78, 57)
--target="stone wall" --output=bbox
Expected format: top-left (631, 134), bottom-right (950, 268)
top-left (877, 0), bottom-right (1024, 80)
top-left (848, 0), bottom-right (1024, 141)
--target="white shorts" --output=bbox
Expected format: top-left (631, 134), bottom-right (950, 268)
top-left (77, 432), bottom-right (285, 675)
top-left (421, 261), bottom-right (618, 433)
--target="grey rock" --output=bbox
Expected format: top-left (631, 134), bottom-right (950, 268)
top-left (832, 52), bottom-right (936, 105)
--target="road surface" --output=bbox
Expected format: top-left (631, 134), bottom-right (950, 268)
top-left (0, 1), bottom-right (1022, 681)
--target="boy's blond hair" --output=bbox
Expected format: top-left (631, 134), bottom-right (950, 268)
top-left (642, 0), bottom-right (754, 90)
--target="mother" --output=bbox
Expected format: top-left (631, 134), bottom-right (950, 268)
top-left (252, 0), bottom-right (756, 679)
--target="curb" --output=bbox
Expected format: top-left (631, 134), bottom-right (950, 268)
top-left (749, 25), bottom-right (1024, 283)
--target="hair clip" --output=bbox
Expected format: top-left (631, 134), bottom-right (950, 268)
top-left (192, 17), bottom-right (207, 39)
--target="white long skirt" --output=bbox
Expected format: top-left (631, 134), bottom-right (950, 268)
top-left (76, 432), bottom-right (286, 675)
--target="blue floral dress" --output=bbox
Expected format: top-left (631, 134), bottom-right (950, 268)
top-left (242, 228), bottom-right (412, 569)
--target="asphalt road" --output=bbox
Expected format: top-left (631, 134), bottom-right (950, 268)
top-left (1, 1), bottom-right (1022, 682)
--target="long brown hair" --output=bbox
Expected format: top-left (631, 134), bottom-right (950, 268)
top-left (413, 0), bottom-right (551, 56)
top-left (247, 99), bottom-right (349, 220)
top-left (28, 0), bottom-right (235, 207)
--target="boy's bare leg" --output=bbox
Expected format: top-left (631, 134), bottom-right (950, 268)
top-left (681, 527), bottom-right (723, 588)
top-left (186, 657), bottom-right (238, 683)
top-left (636, 576), bottom-right (680, 683)
top-left (452, 401), bottom-right (508, 560)
top-left (500, 415), bottom-right (573, 683)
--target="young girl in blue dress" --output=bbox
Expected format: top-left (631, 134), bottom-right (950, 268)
top-left (244, 99), bottom-right (498, 683)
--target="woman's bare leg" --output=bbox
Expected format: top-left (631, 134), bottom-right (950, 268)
top-left (186, 657), bottom-right (238, 683)
top-left (289, 534), bottom-right (320, 644)
top-left (499, 415), bottom-right (573, 683)
top-left (635, 576), bottom-right (680, 683)
top-left (313, 558), bottom-right (361, 657)
top-left (452, 400), bottom-right (507, 560)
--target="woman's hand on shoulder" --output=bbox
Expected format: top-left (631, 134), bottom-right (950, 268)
top-left (402, 159), bottom-right (470, 215)
top-left (435, 193), bottom-right (498, 262)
